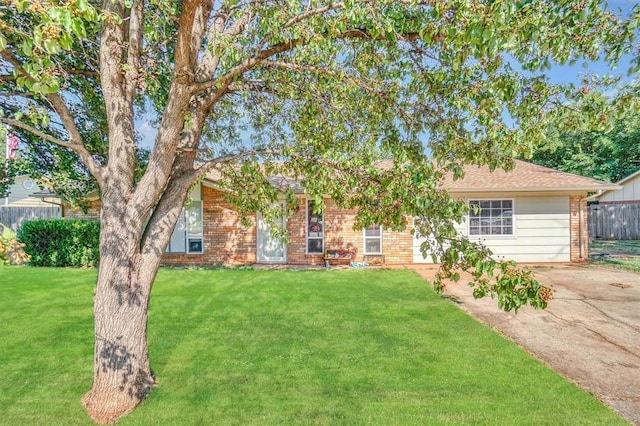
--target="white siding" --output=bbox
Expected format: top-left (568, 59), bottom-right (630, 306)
top-left (413, 195), bottom-right (571, 263)
top-left (6, 176), bottom-right (50, 207)
top-left (599, 173), bottom-right (640, 202)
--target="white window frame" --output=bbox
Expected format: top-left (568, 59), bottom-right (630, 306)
top-left (468, 199), bottom-right (515, 237)
top-left (306, 199), bottom-right (324, 254)
top-left (166, 200), bottom-right (204, 254)
top-left (363, 224), bottom-right (383, 254)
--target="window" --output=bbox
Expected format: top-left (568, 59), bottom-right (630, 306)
top-left (469, 199), bottom-right (514, 236)
top-left (363, 224), bottom-right (382, 254)
top-left (306, 199), bottom-right (324, 254)
top-left (167, 200), bottom-right (204, 253)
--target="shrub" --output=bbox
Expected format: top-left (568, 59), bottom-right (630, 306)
top-left (0, 222), bottom-right (31, 265)
top-left (18, 219), bottom-right (100, 267)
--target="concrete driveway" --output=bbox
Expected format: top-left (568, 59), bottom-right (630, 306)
top-left (412, 263), bottom-right (640, 425)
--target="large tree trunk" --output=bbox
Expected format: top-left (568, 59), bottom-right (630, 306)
top-left (82, 210), bottom-right (160, 424)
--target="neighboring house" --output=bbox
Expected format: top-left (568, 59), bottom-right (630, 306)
top-left (2, 175), bottom-right (56, 207)
top-left (65, 160), bottom-right (617, 265)
top-left (595, 169), bottom-right (640, 203)
top-left (589, 169), bottom-right (640, 240)
top-left (0, 175), bottom-right (62, 231)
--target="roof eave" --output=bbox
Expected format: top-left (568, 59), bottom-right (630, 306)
top-left (445, 185), bottom-right (621, 193)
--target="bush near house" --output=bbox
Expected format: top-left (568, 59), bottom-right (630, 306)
top-left (18, 219), bottom-right (99, 267)
top-left (0, 222), bottom-right (30, 265)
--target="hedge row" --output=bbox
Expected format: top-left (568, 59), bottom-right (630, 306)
top-left (18, 219), bottom-right (100, 267)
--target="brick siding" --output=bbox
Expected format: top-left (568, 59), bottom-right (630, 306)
top-left (164, 190), bottom-right (413, 267)
top-left (63, 200), bottom-right (101, 220)
top-left (162, 186), bottom-right (257, 266)
top-left (569, 195), bottom-right (589, 262)
top-left (265, 196), bottom-right (413, 266)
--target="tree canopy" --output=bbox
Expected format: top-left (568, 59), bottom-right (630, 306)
top-left (1, 0), bottom-right (639, 422)
top-left (530, 96), bottom-right (640, 183)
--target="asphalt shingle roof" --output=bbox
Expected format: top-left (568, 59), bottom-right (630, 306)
top-left (204, 159), bottom-right (619, 194)
top-left (442, 159), bottom-right (620, 193)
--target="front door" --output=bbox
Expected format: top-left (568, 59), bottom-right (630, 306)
top-left (257, 209), bottom-right (287, 263)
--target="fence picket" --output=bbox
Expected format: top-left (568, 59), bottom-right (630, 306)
top-left (0, 206), bottom-right (62, 232)
top-left (589, 202), bottom-right (640, 240)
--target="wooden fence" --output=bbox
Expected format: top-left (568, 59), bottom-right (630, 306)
top-left (0, 206), bottom-right (62, 232)
top-left (589, 202), bottom-right (640, 240)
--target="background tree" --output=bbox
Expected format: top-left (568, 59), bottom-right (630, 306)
top-left (0, 0), bottom-right (638, 423)
top-left (529, 86), bottom-right (640, 182)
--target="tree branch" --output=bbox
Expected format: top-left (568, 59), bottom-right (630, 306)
top-left (196, 3), bottom-right (255, 82)
top-left (193, 37), bottom-right (302, 95)
top-left (194, 21), bottom-right (420, 98)
top-left (226, 81), bottom-right (281, 96)
top-left (174, 0), bottom-right (213, 81)
top-left (124, 0), bottom-right (145, 101)
top-left (0, 117), bottom-right (103, 181)
top-left (132, 0), bottom-right (213, 214)
top-left (63, 68), bottom-right (100, 77)
top-left (258, 60), bottom-right (413, 124)
top-left (194, 5), bottom-right (229, 80)
top-left (0, 118), bottom-right (72, 148)
top-left (0, 49), bottom-right (103, 182)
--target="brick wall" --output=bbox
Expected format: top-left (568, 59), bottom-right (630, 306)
top-left (162, 185), bottom-right (257, 266)
top-left (63, 200), bottom-right (101, 220)
top-left (569, 195), bottom-right (589, 262)
top-left (286, 197), bottom-right (413, 265)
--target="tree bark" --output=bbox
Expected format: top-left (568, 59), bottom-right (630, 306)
top-left (82, 207), bottom-right (160, 424)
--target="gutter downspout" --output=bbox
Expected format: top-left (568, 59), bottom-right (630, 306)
top-left (579, 197), bottom-right (585, 260)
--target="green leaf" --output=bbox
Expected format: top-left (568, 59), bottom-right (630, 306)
top-left (60, 32), bottom-right (73, 50)
top-left (77, 0), bottom-right (89, 12)
top-left (15, 0), bottom-right (28, 13)
top-left (43, 39), bottom-right (61, 54)
top-left (71, 18), bottom-right (87, 38)
top-left (20, 39), bottom-right (33, 56)
top-left (62, 9), bottom-right (73, 31)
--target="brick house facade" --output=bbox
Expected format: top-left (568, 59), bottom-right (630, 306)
top-left (162, 184), bottom-right (413, 267)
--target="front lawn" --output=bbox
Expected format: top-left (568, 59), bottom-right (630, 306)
top-left (0, 266), bottom-right (626, 425)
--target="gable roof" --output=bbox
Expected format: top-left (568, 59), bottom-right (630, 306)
top-left (441, 160), bottom-right (620, 194)
top-left (204, 159), bottom-right (619, 195)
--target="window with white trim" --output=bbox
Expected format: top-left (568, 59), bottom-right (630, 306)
top-left (306, 199), bottom-right (324, 254)
top-left (363, 224), bottom-right (383, 254)
top-left (166, 200), bottom-right (204, 253)
top-left (468, 199), bottom-right (514, 236)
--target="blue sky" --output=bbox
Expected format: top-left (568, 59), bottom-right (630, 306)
top-left (545, 0), bottom-right (638, 84)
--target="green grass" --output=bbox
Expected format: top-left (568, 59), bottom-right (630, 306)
top-left (590, 240), bottom-right (640, 273)
top-left (0, 266), bottom-right (627, 425)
